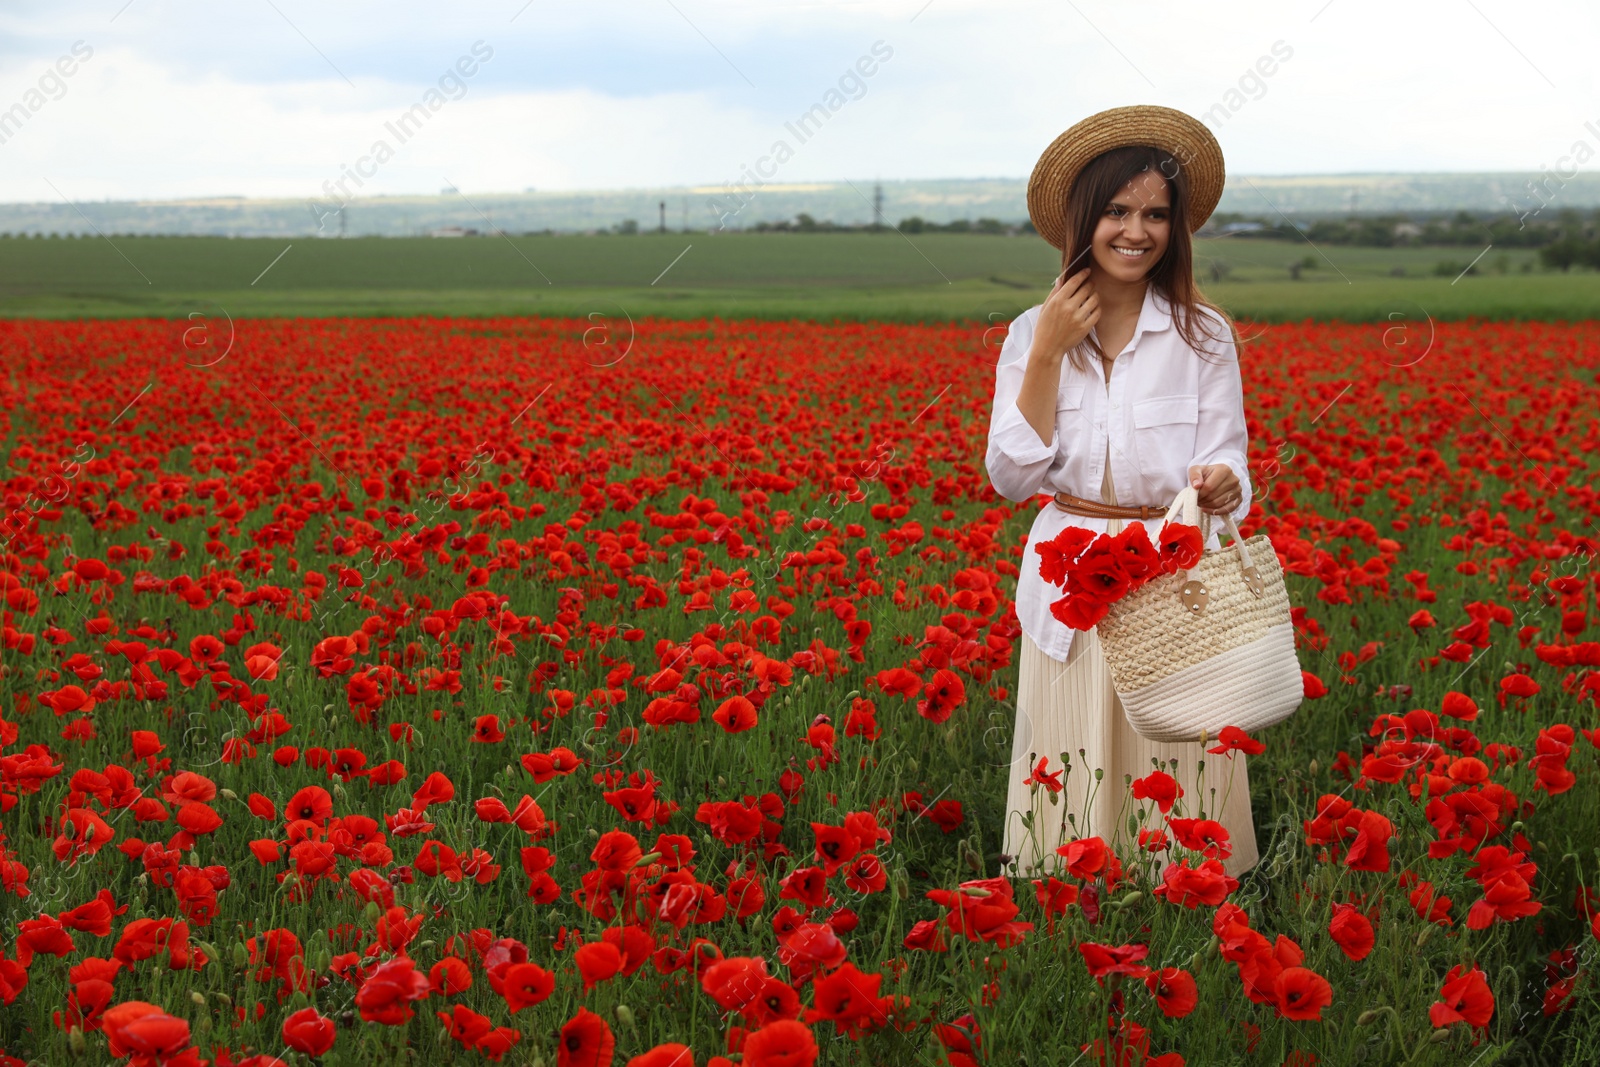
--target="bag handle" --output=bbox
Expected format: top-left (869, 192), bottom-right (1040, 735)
top-left (1160, 486), bottom-right (1266, 614)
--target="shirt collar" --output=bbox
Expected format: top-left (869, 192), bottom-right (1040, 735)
top-left (1128, 286), bottom-right (1174, 351)
top-left (1078, 285), bottom-right (1174, 360)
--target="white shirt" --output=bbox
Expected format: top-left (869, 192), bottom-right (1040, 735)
top-left (985, 286), bottom-right (1253, 663)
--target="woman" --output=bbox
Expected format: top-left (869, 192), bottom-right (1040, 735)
top-left (986, 105), bottom-right (1260, 881)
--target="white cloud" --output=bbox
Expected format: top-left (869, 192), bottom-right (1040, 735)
top-left (1, 0), bottom-right (1596, 201)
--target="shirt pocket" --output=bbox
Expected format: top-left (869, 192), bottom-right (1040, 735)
top-left (1054, 384), bottom-right (1087, 450)
top-left (1131, 393), bottom-right (1199, 469)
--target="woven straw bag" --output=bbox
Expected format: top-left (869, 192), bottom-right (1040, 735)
top-left (1095, 486), bottom-right (1303, 744)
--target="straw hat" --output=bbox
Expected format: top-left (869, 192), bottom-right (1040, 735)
top-left (1027, 105), bottom-right (1225, 251)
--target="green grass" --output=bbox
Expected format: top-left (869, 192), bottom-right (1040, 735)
top-left (1, 233), bottom-right (1595, 322)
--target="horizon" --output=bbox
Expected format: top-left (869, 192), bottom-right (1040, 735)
top-left (3, 170), bottom-right (1596, 209)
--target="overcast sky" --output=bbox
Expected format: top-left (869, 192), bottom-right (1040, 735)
top-left (1, 0), bottom-right (1596, 203)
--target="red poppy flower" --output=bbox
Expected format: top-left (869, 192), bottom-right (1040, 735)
top-left (741, 1018), bottom-right (818, 1067)
top-left (1035, 526), bottom-right (1099, 587)
top-left (628, 1044), bottom-right (695, 1067)
top-left (1274, 967), bottom-right (1333, 1021)
top-left (558, 1007), bottom-right (616, 1067)
top-left (1342, 810), bottom-right (1394, 873)
top-left (281, 1007), bottom-right (337, 1057)
top-left (1078, 941), bottom-right (1151, 980)
top-left (1430, 964), bottom-right (1494, 1029)
top-left (1206, 726), bottom-right (1266, 755)
top-left (916, 668), bottom-right (966, 724)
top-left (284, 786), bottom-right (333, 825)
top-left (1152, 857), bottom-right (1238, 909)
top-left (574, 941), bottom-right (624, 992)
top-left (712, 695), bottom-right (759, 733)
top-left (436, 1003), bottom-right (494, 1049)
top-left (1049, 590), bottom-right (1112, 631)
top-left (1328, 903), bottom-right (1375, 961)
top-left (354, 957), bottom-right (430, 1025)
top-left (1130, 771), bottom-right (1183, 814)
top-left (500, 961), bottom-right (555, 1013)
top-left (1145, 967), bottom-right (1198, 1018)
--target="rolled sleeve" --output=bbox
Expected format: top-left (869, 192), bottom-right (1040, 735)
top-left (985, 311), bottom-right (1057, 502)
top-left (1188, 316), bottom-right (1252, 526)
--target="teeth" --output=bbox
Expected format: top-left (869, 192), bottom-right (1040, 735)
top-left (1112, 247), bottom-right (1147, 257)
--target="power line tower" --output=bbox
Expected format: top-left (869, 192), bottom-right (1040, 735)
top-left (659, 200), bottom-right (666, 234)
top-left (873, 180), bottom-right (884, 230)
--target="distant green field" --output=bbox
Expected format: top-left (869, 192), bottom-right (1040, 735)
top-left (0, 232), bottom-right (1594, 322)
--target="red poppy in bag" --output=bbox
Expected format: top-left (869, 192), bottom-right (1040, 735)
top-left (1108, 522), bottom-right (1164, 583)
top-left (1068, 542), bottom-right (1134, 603)
top-left (1049, 591), bottom-right (1111, 632)
top-left (1157, 521), bottom-right (1203, 570)
top-left (1035, 527), bottom-right (1099, 587)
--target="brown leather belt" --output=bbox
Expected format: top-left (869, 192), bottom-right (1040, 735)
top-left (1052, 491), bottom-right (1168, 521)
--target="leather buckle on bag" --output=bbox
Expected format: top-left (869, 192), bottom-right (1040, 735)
top-left (1241, 565), bottom-right (1265, 598)
top-left (1179, 579), bottom-right (1208, 614)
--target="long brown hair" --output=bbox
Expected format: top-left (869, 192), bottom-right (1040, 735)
top-left (1056, 144), bottom-right (1236, 373)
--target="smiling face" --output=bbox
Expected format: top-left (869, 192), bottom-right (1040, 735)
top-left (1088, 167), bottom-right (1171, 285)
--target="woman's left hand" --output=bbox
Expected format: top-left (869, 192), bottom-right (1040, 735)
top-left (1189, 463), bottom-right (1242, 515)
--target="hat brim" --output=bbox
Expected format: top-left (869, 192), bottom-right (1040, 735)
top-left (1027, 105), bottom-right (1224, 251)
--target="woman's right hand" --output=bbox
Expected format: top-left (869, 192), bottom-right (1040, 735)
top-left (1031, 268), bottom-right (1100, 363)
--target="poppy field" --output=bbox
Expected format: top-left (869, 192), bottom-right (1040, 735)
top-left (1, 312), bottom-right (1599, 1066)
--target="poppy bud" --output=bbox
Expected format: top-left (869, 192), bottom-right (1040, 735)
top-left (68, 1027), bottom-right (86, 1056)
top-left (1416, 925), bottom-right (1435, 948)
top-left (1308, 759), bottom-right (1319, 776)
top-left (220, 788), bottom-right (239, 801)
top-left (191, 992), bottom-right (207, 1006)
top-left (615, 1004), bottom-right (635, 1029)
top-left (905, 758), bottom-right (918, 774)
top-left (1429, 1028), bottom-right (1451, 1044)
top-left (1356, 1010), bottom-right (1380, 1026)
top-left (232, 942), bottom-right (249, 969)
top-left (892, 868), bottom-right (909, 900)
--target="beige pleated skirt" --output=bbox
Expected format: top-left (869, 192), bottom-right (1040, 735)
top-left (1001, 436), bottom-right (1260, 882)
top-left (1001, 625), bottom-right (1260, 881)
